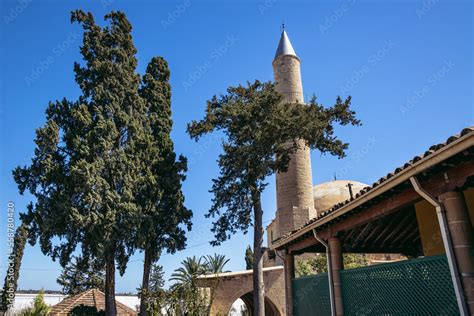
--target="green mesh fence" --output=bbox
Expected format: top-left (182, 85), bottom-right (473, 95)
top-left (292, 273), bottom-right (331, 316)
top-left (340, 255), bottom-right (458, 315)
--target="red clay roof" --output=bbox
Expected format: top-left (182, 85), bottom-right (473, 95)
top-left (49, 289), bottom-right (137, 316)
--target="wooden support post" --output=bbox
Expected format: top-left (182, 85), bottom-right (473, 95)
top-left (284, 252), bottom-right (295, 316)
top-left (329, 237), bottom-right (344, 316)
top-left (439, 191), bottom-right (474, 314)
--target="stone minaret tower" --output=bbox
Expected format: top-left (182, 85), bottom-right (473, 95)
top-left (273, 30), bottom-right (316, 237)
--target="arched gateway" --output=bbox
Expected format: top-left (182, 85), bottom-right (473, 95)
top-left (196, 266), bottom-right (285, 315)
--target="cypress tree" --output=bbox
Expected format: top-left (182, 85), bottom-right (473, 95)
top-left (13, 11), bottom-right (147, 315)
top-left (245, 245), bottom-right (253, 270)
top-left (136, 57), bottom-right (192, 316)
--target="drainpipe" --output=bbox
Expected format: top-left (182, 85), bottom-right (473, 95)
top-left (409, 176), bottom-right (468, 316)
top-left (312, 229), bottom-right (336, 316)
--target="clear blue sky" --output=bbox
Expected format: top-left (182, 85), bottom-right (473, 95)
top-left (0, 0), bottom-right (472, 293)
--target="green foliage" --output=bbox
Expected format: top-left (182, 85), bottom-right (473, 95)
top-left (135, 46), bottom-right (191, 316)
top-left (0, 222), bottom-right (28, 312)
top-left (187, 80), bottom-right (360, 244)
top-left (56, 256), bottom-right (105, 295)
top-left (245, 245), bottom-right (253, 270)
top-left (150, 255), bottom-right (230, 316)
top-left (343, 253), bottom-right (369, 269)
top-left (170, 256), bottom-right (207, 285)
top-left (295, 254), bottom-right (328, 277)
top-left (167, 256), bottom-right (208, 315)
top-left (188, 80), bottom-right (359, 314)
top-left (295, 258), bottom-right (315, 277)
top-left (136, 56), bottom-right (191, 263)
top-left (204, 253), bottom-right (230, 274)
top-left (70, 305), bottom-right (106, 316)
top-left (295, 254), bottom-right (369, 277)
top-left (14, 8), bottom-right (143, 274)
top-left (17, 289), bottom-right (51, 316)
top-left (149, 264), bottom-right (165, 293)
top-left (13, 10), bottom-right (191, 315)
top-left (142, 264), bottom-right (167, 316)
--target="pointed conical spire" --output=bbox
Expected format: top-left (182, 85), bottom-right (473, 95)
top-left (274, 30), bottom-right (297, 60)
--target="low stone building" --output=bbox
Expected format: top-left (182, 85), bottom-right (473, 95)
top-left (49, 289), bottom-right (137, 316)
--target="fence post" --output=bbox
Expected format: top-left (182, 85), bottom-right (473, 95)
top-left (329, 237), bottom-right (344, 316)
top-left (284, 251), bottom-right (295, 316)
top-left (439, 191), bottom-right (474, 314)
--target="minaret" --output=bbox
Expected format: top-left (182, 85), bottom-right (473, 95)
top-left (273, 30), bottom-right (316, 237)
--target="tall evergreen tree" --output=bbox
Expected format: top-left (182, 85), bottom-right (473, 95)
top-left (57, 256), bottom-right (105, 295)
top-left (136, 57), bottom-right (192, 316)
top-left (0, 222), bottom-right (28, 312)
top-left (188, 80), bottom-right (360, 315)
top-left (245, 245), bottom-right (253, 270)
top-left (13, 11), bottom-right (149, 315)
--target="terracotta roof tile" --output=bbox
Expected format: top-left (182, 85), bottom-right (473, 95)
top-left (49, 289), bottom-right (137, 316)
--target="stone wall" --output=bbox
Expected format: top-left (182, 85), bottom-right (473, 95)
top-left (200, 268), bottom-right (286, 316)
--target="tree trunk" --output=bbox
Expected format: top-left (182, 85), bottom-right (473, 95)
top-left (105, 252), bottom-right (117, 316)
top-left (0, 223), bottom-right (28, 312)
top-left (139, 249), bottom-right (152, 316)
top-left (252, 189), bottom-right (265, 316)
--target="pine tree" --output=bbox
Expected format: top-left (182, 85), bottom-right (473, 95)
top-left (57, 256), bottom-right (105, 295)
top-left (13, 11), bottom-right (149, 315)
top-left (188, 80), bottom-right (360, 315)
top-left (18, 289), bottom-right (51, 316)
top-left (245, 245), bottom-right (253, 270)
top-left (141, 263), bottom-right (166, 315)
top-left (149, 264), bottom-right (165, 293)
top-left (0, 222), bottom-right (28, 312)
top-left (136, 57), bottom-right (192, 316)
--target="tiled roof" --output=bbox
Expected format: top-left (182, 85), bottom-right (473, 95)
top-left (274, 126), bottom-right (474, 247)
top-left (49, 289), bottom-right (137, 316)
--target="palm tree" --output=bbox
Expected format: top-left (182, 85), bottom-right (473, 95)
top-left (170, 256), bottom-right (207, 284)
top-left (169, 256), bottom-right (208, 315)
top-left (204, 254), bottom-right (230, 274)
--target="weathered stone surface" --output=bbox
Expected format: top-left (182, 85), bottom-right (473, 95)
top-left (273, 54), bottom-right (315, 239)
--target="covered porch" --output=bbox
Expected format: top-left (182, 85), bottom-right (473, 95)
top-left (273, 127), bottom-right (474, 315)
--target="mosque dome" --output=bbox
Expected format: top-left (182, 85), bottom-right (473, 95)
top-left (313, 180), bottom-right (369, 212)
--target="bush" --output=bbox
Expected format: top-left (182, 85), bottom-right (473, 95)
top-left (70, 304), bottom-right (106, 315)
top-left (16, 289), bottom-right (50, 316)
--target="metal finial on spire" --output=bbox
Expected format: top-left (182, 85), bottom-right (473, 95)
top-left (281, 21), bottom-right (285, 32)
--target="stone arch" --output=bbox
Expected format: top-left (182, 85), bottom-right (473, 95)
top-left (198, 267), bottom-right (286, 315)
top-left (236, 291), bottom-right (281, 316)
